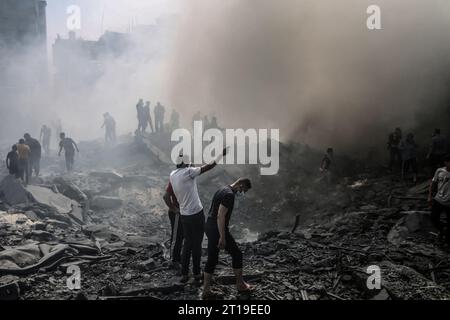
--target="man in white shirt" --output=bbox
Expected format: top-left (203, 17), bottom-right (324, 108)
top-left (428, 154), bottom-right (450, 244)
top-left (170, 148), bottom-right (227, 283)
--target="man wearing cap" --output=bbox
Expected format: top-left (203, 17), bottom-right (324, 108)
top-left (169, 148), bottom-right (227, 283)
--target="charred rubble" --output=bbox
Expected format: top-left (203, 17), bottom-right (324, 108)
top-left (0, 133), bottom-right (449, 300)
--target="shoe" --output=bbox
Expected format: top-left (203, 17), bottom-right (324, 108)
top-left (237, 284), bottom-right (255, 294)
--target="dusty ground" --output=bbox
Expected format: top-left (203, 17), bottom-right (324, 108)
top-left (1, 133), bottom-right (449, 300)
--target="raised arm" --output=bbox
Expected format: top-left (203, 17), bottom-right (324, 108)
top-left (200, 147), bottom-right (228, 175)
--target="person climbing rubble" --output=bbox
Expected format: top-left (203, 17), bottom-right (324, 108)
top-left (202, 178), bottom-right (254, 300)
top-left (58, 132), bottom-right (79, 172)
top-left (428, 154), bottom-right (450, 245)
top-left (16, 138), bottom-right (30, 184)
top-left (24, 133), bottom-right (42, 178)
top-left (39, 125), bottom-right (51, 155)
top-left (319, 147), bottom-right (334, 184)
top-left (6, 145), bottom-right (19, 178)
top-left (169, 147), bottom-right (228, 284)
top-left (163, 180), bottom-right (183, 273)
top-left (400, 133), bottom-right (419, 183)
top-left (388, 127), bottom-right (403, 172)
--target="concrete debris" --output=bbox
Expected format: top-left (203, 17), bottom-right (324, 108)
top-left (0, 176), bottom-right (30, 205)
top-left (91, 196), bottom-right (123, 210)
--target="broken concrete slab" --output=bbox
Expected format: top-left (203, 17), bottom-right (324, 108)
top-left (89, 171), bottom-right (124, 182)
top-left (388, 211), bottom-right (437, 245)
top-left (0, 175), bottom-right (30, 205)
top-left (91, 196), bottom-right (123, 210)
top-left (53, 177), bottom-right (88, 202)
top-left (26, 185), bottom-right (74, 215)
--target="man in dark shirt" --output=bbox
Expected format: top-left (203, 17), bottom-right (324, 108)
top-left (6, 145), bottom-right (19, 178)
top-left (58, 132), bottom-right (79, 171)
top-left (24, 133), bottom-right (42, 177)
top-left (203, 178), bottom-right (253, 299)
top-left (388, 127), bottom-right (402, 171)
top-left (163, 181), bottom-right (183, 271)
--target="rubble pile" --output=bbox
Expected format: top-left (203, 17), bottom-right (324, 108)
top-left (1, 136), bottom-right (450, 300)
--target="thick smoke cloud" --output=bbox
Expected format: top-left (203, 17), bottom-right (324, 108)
top-left (167, 0), bottom-right (450, 155)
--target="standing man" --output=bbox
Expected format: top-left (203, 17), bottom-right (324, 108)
top-left (40, 125), bottom-right (51, 155)
top-left (154, 102), bottom-right (166, 133)
top-left (400, 133), bottom-right (419, 183)
top-left (144, 101), bottom-right (154, 133)
top-left (428, 155), bottom-right (450, 244)
top-left (136, 99), bottom-right (145, 133)
top-left (388, 128), bottom-right (402, 172)
top-left (319, 147), bottom-right (334, 184)
top-left (427, 129), bottom-right (448, 174)
top-left (169, 148), bottom-right (227, 284)
top-left (24, 133), bottom-right (42, 177)
top-left (16, 139), bottom-right (30, 184)
top-left (6, 145), bottom-right (19, 178)
top-left (58, 132), bottom-right (79, 172)
top-left (102, 112), bottom-right (116, 145)
top-left (163, 181), bottom-right (183, 272)
top-left (203, 178), bottom-right (254, 299)
top-left (169, 109), bottom-right (180, 132)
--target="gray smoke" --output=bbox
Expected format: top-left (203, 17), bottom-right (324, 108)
top-left (167, 0), bottom-right (450, 155)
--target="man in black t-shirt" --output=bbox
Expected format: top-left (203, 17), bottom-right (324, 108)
top-left (203, 178), bottom-right (253, 299)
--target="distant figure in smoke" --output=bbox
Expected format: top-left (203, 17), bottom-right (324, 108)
top-left (40, 125), bottom-right (51, 155)
top-left (136, 99), bottom-right (145, 133)
top-left (102, 112), bottom-right (117, 145)
top-left (55, 119), bottom-right (63, 140)
top-left (203, 178), bottom-right (254, 300)
top-left (24, 133), bottom-right (41, 177)
top-left (427, 129), bottom-right (449, 175)
top-left (169, 109), bottom-right (180, 132)
top-left (209, 116), bottom-right (218, 129)
top-left (319, 148), bottom-right (334, 184)
top-left (428, 155), bottom-right (450, 244)
top-left (6, 145), bottom-right (19, 178)
top-left (58, 132), bottom-right (79, 172)
top-left (163, 180), bottom-right (183, 273)
top-left (388, 127), bottom-right (402, 172)
top-left (144, 101), bottom-right (154, 133)
top-left (16, 139), bottom-right (30, 184)
top-left (154, 102), bottom-right (166, 133)
top-left (400, 133), bottom-right (419, 183)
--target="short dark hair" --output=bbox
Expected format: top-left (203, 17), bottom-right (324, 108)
top-left (19, 139), bottom-right (25, 143)
top-left (237, 178), bottom-right (252, 189)
top-left (444, 154), bottom-right (450, 163)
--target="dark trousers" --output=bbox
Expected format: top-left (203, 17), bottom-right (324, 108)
top-left (169, 210), bottom-right (183, 263)
top-left (204, 218), bottom-right (243, 274)
top-left (180, 210), bottom-right (205, 276)
top-left (431, 200), bottom-right (450, 243)
top-left (389, 148), bottom-right (402, 170)
top-left (65, 152), bottom-right (74, 171)
top-left (29, 156), bottom-right (40, 177)
top-left (18, 159), bottom-right (29, 184)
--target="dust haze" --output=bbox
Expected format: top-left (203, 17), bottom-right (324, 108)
top-left (2, 0), bottom-right (450, 156)
top-left (167, 0), bottom-right (450, 155)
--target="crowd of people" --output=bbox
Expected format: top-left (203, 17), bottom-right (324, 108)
top-left (135, 99), bottom-right (181, 134)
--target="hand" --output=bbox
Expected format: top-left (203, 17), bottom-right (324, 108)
top-left (218, 237), bottom-right (226, 250)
